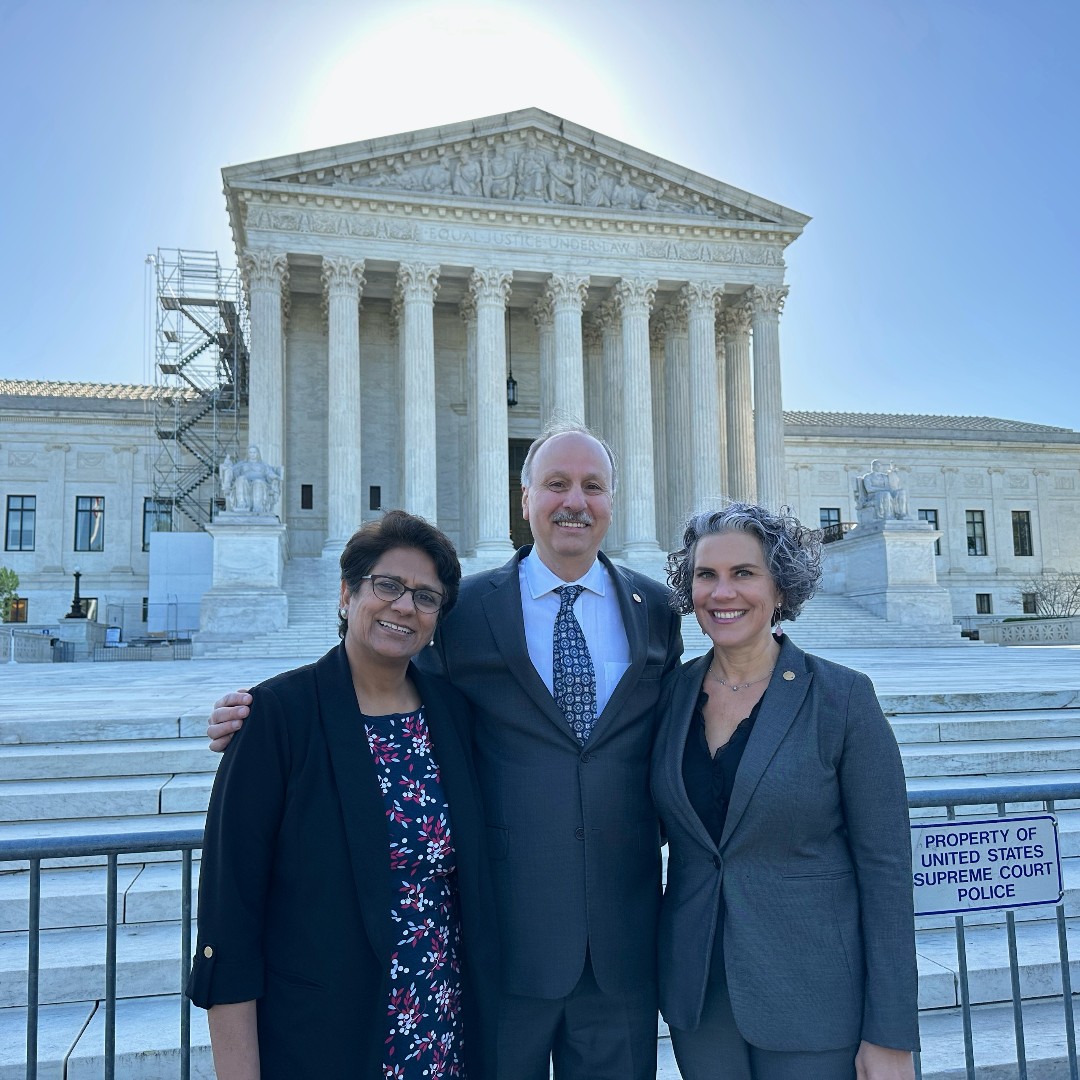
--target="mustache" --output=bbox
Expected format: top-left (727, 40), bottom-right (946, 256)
top-left (551, 511), bottom-right (594, 526)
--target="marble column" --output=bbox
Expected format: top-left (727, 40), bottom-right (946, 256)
top-left (596, 299), bottom-right (624, 555)
top-left (683, 281), bottom-right (724, 509)
top-left (713, 316), bottom-right (729, 498)
top-left (649, 317), bottom-right (668, 548)
top-left (547, 273), bottom-right (589, 422)
top-left (321, 257), bottom-right (365, 552)
top-left (721, 303), bottom-right (755, 502)
top-left (532, 293), bottom-right (555, 424)
top-left (43, 444), bottom-right (70, 574)
top-left (748, 285), bottom-right (789, 510)
top-left (241, 252), bottom-right (289, 471)
top-left (614, 278), bottom-right (665, 568)
top-left (659, 299), bottom-right (692, 548)
top-left (470, 267), bottom-right (514, 559)
top-left (583, 319), bottom-right (604, 435)
top-left (111, 446), bottom-right (139, 572)
top-left (459, 294), bottom-right (478, 556)
top-left (396, 263), bottom-right (440, 523)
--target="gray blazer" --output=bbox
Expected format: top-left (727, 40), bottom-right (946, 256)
top-left (418, 547), bottom-right (683, 999)
top-left (651, 636), bottom-right (919, 1052)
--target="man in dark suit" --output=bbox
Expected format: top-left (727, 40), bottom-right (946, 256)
top-left (208, 423), bottom-right (683, 1079)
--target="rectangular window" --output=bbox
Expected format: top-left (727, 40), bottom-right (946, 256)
top-left (7, 597), bottom-right (28, 623)
top-left (965, 510), bottom-right (987, 556)
top-left (142, 498), bottom-right (172, 552)
top-left (5, 495), bottom-right (36, 551)
top-left (917, 509), bottom-right (941, 556)
top-left (74, 496), bottom-right (105, 552)
top-left (976, 593), bottom-right (993, 615)
top-left (819, 508), bottom-right (840, 530)
top-left (141, 596), bottom-right (149, 623)
top-left (1012, 510), bottom-right (1033, 557)
top-left (369, 486), bottom-right (382, 512)
top-left (300, 484), bottom-right (313, 510)
top-left (1022, 592), bottom-right (1038, 615)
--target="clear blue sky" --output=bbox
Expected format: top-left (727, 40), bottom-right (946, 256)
top-left (1, 0), bottom-right (1076, 428)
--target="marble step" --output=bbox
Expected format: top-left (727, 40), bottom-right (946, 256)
top-left (0, 739), bottom-right (219, 781)
top-left (892, 710), bottom-right (1080, 744)
top-left (916, 916), bottom-right (1080, 1010)
top-left (0, 861), bottom-right (200, 932)
top-left (0, 714), bottom-right (182, 747)
top-left (0, 775), bottom-right (214, 824)
top-left (0, 995), bottom-right (213, 1080)
top-left (899, 738), bottom-right (1080, 778)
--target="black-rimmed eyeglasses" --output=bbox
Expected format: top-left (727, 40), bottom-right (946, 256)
top-left (360, 575), bottom-right (445, 614)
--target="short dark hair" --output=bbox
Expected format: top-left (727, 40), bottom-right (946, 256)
top-left (520, 419), bottom-right (618, 494)
top-left (338, 510), bottom-right (461, 639)
top-left (667, 502), bottom-right (823, 621)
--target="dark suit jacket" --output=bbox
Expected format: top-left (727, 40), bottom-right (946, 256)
top-left (187, 643), bottom-right (498, 1079)
top-left (417, 547), bottom-right (683, 999)
top-left (651, 636), bottom-right (919, 1052)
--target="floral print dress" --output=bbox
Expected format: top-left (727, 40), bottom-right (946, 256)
top-left (364, 708), bottom-right (466, 1079)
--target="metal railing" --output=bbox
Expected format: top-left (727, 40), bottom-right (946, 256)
top-left (3, 783), bottom-right (1080, 1079)
top-left (0, 829), bottom-right (203, 1080)
top-left (908, 780), bottom-right (1080, 1080)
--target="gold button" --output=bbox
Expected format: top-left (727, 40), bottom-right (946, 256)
top-left (632, 593), bottom-right (642, 603)
top-left (203, 946), bottom-right (214, 958)
top-left (783, 671), bottom-right (795, 681)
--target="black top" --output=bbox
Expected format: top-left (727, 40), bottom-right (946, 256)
top-left (681, 686), bottom-right (765, 984)
top-left (682, 689), bottom-right (765, 846)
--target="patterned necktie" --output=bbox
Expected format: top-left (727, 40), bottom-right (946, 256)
top-left (552, 585), bottom-right (597, 744)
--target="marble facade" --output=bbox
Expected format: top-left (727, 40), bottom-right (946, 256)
top-left (224, 109), bottom-right (806, 572)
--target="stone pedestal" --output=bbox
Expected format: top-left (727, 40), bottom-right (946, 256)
top-left (822, 520), bottom-right (953, 626)
top-left (198, 518), bottom-right (288, 637)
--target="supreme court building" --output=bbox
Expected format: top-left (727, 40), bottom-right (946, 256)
top-left (227, 108), bottom-right (806, 572)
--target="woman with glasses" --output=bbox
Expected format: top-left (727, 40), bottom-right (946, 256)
top-left (188, 510), bottom-right (498, 1079)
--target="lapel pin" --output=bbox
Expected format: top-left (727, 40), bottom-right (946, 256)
top-left (632, 593), bottom-right (642, 603)
top-left (783, 670), bottom-right (795, 681)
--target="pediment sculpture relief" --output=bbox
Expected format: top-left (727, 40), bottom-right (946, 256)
top-left (274, 133), bottom-right (767, 222)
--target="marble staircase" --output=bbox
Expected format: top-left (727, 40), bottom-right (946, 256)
top-left (3, 666), bottom-right (1080, 1076)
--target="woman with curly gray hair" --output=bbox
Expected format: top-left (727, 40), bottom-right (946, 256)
top-left (652, 502), bottom-right (918, 1080)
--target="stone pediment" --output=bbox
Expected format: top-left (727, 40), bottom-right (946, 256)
top-left (224, 108), bottom-right (808, 229)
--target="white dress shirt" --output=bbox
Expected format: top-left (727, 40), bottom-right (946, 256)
top-left (519, 552), bottom-right (631, 717)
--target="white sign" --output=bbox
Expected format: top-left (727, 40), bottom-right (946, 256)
top-left (911, 814), bottom-right (1063, 916)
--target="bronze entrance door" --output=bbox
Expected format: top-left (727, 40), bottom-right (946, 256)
top-left (508, 438), bottom-right (532, 550)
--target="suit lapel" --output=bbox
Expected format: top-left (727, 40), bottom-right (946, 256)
top-left (720, 637), bottom-right (812, 848)
top-left (480, 550), bottom-right (575, 739)
top-left (315, 644), bottom-right (395, 964)
top-left (660, 653), bottom-right (720, 851)
top-left (589, 554), bottom-right (647, 743)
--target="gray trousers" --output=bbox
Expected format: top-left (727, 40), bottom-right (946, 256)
top-left (668, 975), bottom-right (858, 1080)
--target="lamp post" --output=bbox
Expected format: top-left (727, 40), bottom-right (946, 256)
top-left (66, 567), bottom-right (87, 619)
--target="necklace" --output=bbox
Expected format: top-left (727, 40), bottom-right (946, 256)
top-left (707, 665), bottom-right (774, 692)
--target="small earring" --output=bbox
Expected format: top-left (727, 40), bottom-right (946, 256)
top-left (338, 607), bottom-right (348, 619)
top-left (773, 604), bottom-right (784, 638)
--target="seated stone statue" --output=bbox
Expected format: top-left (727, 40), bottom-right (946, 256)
top-left (220, 446), bottom-right (283, 516)
top-left (855, 460), bottom-right (909, 523)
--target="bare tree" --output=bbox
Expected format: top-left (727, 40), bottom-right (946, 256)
top-left (1012, 572), bottom-right (1080, 618)
top-left (0, 567), bottom-right (18, 622)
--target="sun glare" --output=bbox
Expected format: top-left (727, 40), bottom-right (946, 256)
top-left (292, 2), bottom-right (632, 153)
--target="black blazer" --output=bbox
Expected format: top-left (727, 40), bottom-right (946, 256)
top-left (187, 644), bottom-right (498, 1079)
top-left (418, 548), bottom-right (683, 998)
top-left (651, 636), bottom-right (919, 1052)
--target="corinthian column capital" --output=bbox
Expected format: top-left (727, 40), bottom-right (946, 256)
top-left (469, 267), bottom-right (513, 307)
top-left (720, 303), bottom-right (753, 338)
top-left (241, 251), bottom-right (289, 292)
top-left (396, 262), bottom-right (441, 304)
top-left (614, 278), bottom-right (657, 318)
top-left (746, 284), bottom-right (789, 319)
top-left (681, 280), bottom-right (724, 315)
top-left (545, 273), bottom-right (589, 310)
top-left (321, 257), bottom-right (365, 296)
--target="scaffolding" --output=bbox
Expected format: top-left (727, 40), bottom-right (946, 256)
top-left (151, 249), bottom-right (249, 529)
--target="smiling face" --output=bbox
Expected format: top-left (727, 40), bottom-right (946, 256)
top-left (691, 531), bottom-right (783, 657)
top-left (521, 431), bottom-right (614, 581)
top-left (339, 546), bottom-right (442, 670)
